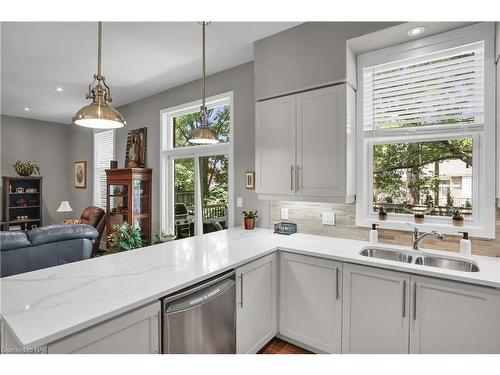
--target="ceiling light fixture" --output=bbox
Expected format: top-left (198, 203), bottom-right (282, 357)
top-left (407, 26), bottom-right (425, 37)
top-left (73, 22), bottom-right (126, 129)
top-left (24, 107), bottom-right (30, 111)
top-left (56, 87), bottom-right (63, 92)
top-left (187, 22), bottom-right (219, 145)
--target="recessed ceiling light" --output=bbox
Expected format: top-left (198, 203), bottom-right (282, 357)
top-left (56, 87), bottom-right (64, 92)
top-left (24, 107), bottom-right (30, 111)
top-left (407, 26), bottom-right (425, 37)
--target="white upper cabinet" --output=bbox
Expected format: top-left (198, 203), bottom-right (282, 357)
top-left (410, 275), bottom-right (500, 354)
top-left (236, 253), bottom-right (278, 354)
top-left (255, 95), bottom-right (296, 195)
top-left (255, 84), bottom-right (355, 203)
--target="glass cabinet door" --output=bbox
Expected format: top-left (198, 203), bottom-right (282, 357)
top-left (132, 179), bottom-right (150, 243)
top-left (109, 184), bottom-right (129, 227)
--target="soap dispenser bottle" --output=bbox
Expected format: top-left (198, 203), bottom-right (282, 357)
top-left (369, 224), bottom-right (380, 244)
top-left (458, 231), bottom-right (471, 257)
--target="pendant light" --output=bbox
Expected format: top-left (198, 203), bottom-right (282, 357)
top-left (73, 22), bottom-right (126, 129)
top-left (188, 22), bottom-right (219, 144)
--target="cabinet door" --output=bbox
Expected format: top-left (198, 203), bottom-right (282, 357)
top-left (255, 96), bottom-right (296, 195)
top-left (296, 85), bottom-right (346, 197)
top-left (279, 252), bottom-right (342, 353)
top-left (342, 264), bottom-right (410, 354)
top-left (410, 275), bottom-right (500, 354)
top-left (47, 301), bottom-right (160, 354)
top-left (236, 253), bottom-right (278, 354)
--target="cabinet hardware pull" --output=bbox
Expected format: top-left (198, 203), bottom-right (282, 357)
top-left (290, 165), bottom-right (294, 191)
top-left (413, 282), bottom-right (417, 320)
top-left (336, 268), bottom-right (340, 300)
top-left (239, 274), bottom-right (244, 308)
top-left (402, 280), bottom-right (406, 318)
top-left (296, 166), bottom-right (300, 192)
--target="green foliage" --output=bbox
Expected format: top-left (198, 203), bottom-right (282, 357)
top-left (153, 231), bottom-right (176, 242)
top-left (13, 160), bottom-right (40, 176)
top-left (449, 207), bottom-right (463, 219)
top-left (107, 223), bottom-right (143, 251)
top-left (242, 211), bottom-right (259, 219)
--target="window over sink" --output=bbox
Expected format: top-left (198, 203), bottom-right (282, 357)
top-left (356, 23), bottom-right (495, 238)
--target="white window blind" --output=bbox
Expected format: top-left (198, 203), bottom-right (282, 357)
top-left (363, 41), bottom-right (484, 131)
top-left (93, 130), bottom-right (114, 208)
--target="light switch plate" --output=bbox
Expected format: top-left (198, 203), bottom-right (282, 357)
top-left (281, 208), bottom-right (289, 220)
top-left (322, 212), bottom-right (335, 226)
top-left (236, 197), bottom-right (243, 208)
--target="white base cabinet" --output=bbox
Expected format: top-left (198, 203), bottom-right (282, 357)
top-left (342, 264), bottom-right (410, 354)
top-left (279, 252), bottom-right (342, 353)
top-left (236, 253), bottom-right (278, 354)
top-left (410, 275), bottom-right (500, 354)
top-left (48, 301), bottom-right (160, 354)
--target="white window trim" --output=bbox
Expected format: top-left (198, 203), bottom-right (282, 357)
top-left (159, 91), bottom-right (234, 235)
top-left (93, 129), bottom-right (116, 208)
top-left (355, 23), bottom-right (496, 238)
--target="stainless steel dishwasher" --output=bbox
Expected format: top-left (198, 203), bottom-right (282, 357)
top-left (162, 271), bottom-right (236, 354)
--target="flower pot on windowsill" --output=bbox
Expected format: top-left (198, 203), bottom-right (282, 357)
top-left (452, 217), bottom-right (464, 227)
top-left (414, 213), bottom-right (425, 224)
top-left (244, 218), bottom-right (255, 230)
top-left (378, 208), bottom-right (388, 221)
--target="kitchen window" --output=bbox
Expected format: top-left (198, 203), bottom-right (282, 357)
top-left (93, 129), bottom-right (115, 208)
top-left (160, 92), bottom-right (234, 238)
top-left (356, 23), bottom-right (495, 237)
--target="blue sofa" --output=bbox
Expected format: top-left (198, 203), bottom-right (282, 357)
top-left (0, 224), bottom-right (98, 277)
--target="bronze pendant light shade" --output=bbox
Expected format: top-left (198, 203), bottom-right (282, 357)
top-left (73, 22), bottom-right (126, 129)
top-left (188, 22), bottom-right (219, 144)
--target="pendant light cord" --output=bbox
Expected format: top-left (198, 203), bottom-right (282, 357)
top-left (202, 21), bottom-right (206, 110)
top-left (97, 21), bottom-right (102, 77)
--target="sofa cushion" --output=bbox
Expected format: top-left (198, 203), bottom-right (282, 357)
top-left (27, 224), bottom-right (98, 246)
top-left (0, 231), bottom-right (31, 251)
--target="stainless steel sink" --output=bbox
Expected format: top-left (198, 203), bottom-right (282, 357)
top-left (414, 255), bottom-right (479, 272)
top-left (360, 248), bottom-right (413, 263)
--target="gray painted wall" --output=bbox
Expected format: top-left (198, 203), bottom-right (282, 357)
top-left (0, 115), bottom-right (72, 224)
top-left (115, 62), bottom-right (269, 234)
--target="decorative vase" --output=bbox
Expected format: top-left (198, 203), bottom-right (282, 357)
top-left (378, 211), bottom-right (388, 221)
top-left (414, 214), bottom-right (425, 224)
top-left (244, 218), bottom-right (255, 230)
top-left (452, 217), bottom-right (464, 227)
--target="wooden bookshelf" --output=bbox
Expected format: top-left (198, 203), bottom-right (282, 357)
top-left (2, 176), bottom-right (43, 231)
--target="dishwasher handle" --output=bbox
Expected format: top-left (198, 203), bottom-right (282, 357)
top-left (164, 272), bottom-right (235, 314)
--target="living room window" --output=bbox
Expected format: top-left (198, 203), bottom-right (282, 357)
top-left (160, 92), bottom-right (234, 238)
top-left (93, 129), bottom-right (115, 209)
top-left (356, 23), bottom-right (495, 237)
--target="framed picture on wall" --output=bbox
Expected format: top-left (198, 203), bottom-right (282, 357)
top-left (125, 127), bottom-right (147, 168)
top-left (245, 172), bottom-right (255, 189)
top-left (74, 161), bottom-right (87, 188)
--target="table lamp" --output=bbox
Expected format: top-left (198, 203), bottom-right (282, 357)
top-left (56, 200), bottom-right (73, 223)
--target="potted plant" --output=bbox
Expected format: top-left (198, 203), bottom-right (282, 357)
top-left (450, 207), bottom-right (464, 227)
top-left (13, 160), bottom-right (40, 177)
top-left (378, 206), bottom-right (388, 221)
top-left (107, 223), bottom-right (144, 252)
top-left (154, 231), bottom-right (176, 244)
top-left (414, 212), bottom-right (425, 224)
top-left (242, 211), bottom-right (258, 230)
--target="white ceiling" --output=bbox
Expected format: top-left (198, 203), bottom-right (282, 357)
top-left (1, 22), bottom-right (300, 124)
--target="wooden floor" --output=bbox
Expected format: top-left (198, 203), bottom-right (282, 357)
top-left (258, 337), bottom-right (312, 354)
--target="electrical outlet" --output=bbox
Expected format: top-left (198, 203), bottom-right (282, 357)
top-left (322, 211), bottom-right (335, 226)
top-left (281, 208), bottom-right (289, 220)
top-left (236, 197), bottom-right (243, 208)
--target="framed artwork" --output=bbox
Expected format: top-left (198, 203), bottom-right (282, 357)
top-left (125, 127), bottom-right (147, 168)
top-left (74, 161), bottom-right (87, 188)
top-left (245, 172), bottom-right (255, 189)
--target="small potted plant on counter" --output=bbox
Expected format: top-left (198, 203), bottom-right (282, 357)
top-left (414, 212), bottom-right (425, 224)
top-left (154, 231), bottom-right (176, 244)
top-left (378, 206), bottom-right (388, 221)
top-left (242, 211), bottom-right (258, 230)
top-left (450, 207), bottom-right (464, 227)
top-left (107, 223), bottom-right (144, 252)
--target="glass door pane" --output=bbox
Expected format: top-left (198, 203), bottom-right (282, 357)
top-left (109, 184), bottom-right (128, 226)
top-left (199, 154), bottom-right (228, 233)
top-left (174, 158), bottom-right (195, 239)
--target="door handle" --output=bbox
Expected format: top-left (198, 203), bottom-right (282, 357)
top-left (402, 280), bottom-right (406, 318)
top-left (335, 267), bottom-right (340, 300)
top-left (290, 165), bottom-right (294, 191)
top-left (413, 282), bottom-right (417, 320)
top-left (239, 274), bottom-right (244, 308)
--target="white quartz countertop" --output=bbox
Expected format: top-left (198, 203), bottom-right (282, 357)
top-left (2, 227), bottom-right (500, 347)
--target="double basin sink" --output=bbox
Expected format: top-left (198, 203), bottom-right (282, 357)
top-left (360, 247), bottom-right (479, 272)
